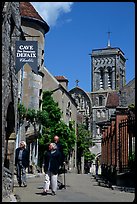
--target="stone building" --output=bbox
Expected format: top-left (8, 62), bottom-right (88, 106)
top-left (89, 44), bottom-right (126, 162)
top-left (17, 2), bottom-right (49, 172)
top-left (2, 2), bottom-right (24, 200)
top-left (69, 85), bottom-right (92, 174)
top-left (119, 78), bottom-right (135, 107)
top-left (69, 85), bottom-right (92, 131)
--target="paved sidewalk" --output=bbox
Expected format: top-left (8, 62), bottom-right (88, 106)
top-left (3, 172), bottom-right (135, 202)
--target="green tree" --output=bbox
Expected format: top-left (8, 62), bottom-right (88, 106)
top-left (18, 103), bottom-right (26, 125)
top-left (77, 124), bottom-right (95, 172)
top-left (128, 103), bottom-right (135, 115)
top-left (38, 91), bottom-right (76, 167)
top-left (42, 91), bottom-right (62, 126)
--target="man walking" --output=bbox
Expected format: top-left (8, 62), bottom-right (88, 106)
top-left (15, 141), bottom-right (29, 187)
top-left (53, 135), bottom-right (65, 166)
top-left (53, 135), bottom-right (66, 189)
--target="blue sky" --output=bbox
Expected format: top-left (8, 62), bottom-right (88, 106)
top-left (32, 2), bottom-right (135, 92)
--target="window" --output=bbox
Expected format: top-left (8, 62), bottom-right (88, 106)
top-left (100, 69), bottom-right (104, 89)
top-left (67, 101), bottom-right (70, 108)
top-left (101, 110), bottom-right (105, 118)
top-left (97, 110), bottom-right (101, 118)
top-left (99, 96), bottom-right (103, 106)
top-left (108, 69), bottom-right (112, 88)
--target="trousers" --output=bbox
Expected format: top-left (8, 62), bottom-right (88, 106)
top-left (43, 171), bottom-right (58, 192)
top-left (16, 162), bottom-right (27, 185)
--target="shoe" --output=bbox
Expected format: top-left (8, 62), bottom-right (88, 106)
top-left (23, 183), bottom-right (27, 187)
top-left (42, 191), bottom-right (47, 195)
top-left (59, 184), bottom-right (65, 189)
top-left (51, 191), bottom-right (56, 196)
top-left (18, 182), bottom-right (22, 187)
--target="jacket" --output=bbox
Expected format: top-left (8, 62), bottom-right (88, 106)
top-left (56, 142), bottom-right (65, 166)
top-left (15, 147), bottom-right (29, 168)
top-left (44, 149), bottom-right (61, 175)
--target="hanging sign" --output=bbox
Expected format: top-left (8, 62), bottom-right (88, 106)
top-left (15, 41), bottom-right (38, 74)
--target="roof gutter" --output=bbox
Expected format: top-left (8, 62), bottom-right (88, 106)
top-left (21, 16), bottom-right (50, 34)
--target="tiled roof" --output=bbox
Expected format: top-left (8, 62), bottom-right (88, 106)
top-left (19, 2), bottom-right (49, 33)
top-left (20, 2), bottom-right (44, 22)
top-left (106, 92), bottom-right (119, 108)
top-left (55, 76), bottom-right (68, 82)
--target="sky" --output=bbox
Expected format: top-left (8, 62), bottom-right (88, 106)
top-left (31, 2), bottom-right (135, 92)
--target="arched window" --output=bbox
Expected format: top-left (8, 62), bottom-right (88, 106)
top-left (100, 69), bottom-right (104, 89)
top-left (99, 96), bottom-right (103, 106)
top-left (97, 110), bottom-right (101, 118)
top-left (108, 68), bottom-right (112, 88)
top-left (101, 110), bottom-right (105, 118)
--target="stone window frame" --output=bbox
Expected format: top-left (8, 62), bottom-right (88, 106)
top-left (97, 110), bottom-right (101, 118)
top-left (99, 95), bottom-right (103, 106)
top-left (107, 66), bottom-right (112, 88)
top-left (100, 68), bottom-right (104, 89)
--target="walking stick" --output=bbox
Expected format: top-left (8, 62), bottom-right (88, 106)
top-left (63, 163), bottom-right (66, 189)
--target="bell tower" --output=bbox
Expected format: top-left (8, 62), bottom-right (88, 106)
top-left (90, 37), bottom-right (126, 152)
top-left (91, 38), bottom-right (126, 92)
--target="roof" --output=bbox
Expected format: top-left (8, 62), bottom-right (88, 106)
top-left (106, 92), bottom-right (119, 108)
top-left (69, 86), bottom-right (91, 103)
top-left (55, 76), bottom-right (69, 82)
top-left (19, 2), bottom-right (49, 33)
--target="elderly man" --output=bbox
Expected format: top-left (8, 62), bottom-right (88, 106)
top-left (53, 136), bottom-right (65, 166)
top-left (15, 141), bottom-right (29, 187)
top-left (53, 135), bottom-right (66, 189)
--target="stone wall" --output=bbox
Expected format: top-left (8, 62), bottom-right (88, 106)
top-left (2, 167), bottom-right (13, 200)
top-left (2, 2), bottom-right (22, 199)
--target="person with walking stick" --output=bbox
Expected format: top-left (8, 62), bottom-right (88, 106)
top-left (53, 135), bottom-right (66, 189)
top-left (42, 143), bottom-right (62, 195)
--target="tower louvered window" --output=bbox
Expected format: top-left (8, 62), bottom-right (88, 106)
top-left (108, 69), bottom-right (112, 88)
top-left (100, 69), bottom-right (104, 89)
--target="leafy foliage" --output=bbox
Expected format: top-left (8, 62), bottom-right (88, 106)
top-left (17, 103), bottom-right (26, 124)
top-left (38, 91), bottom-right (76, 165)
top-left (128, 152), bottom-right (135, 170)
top-left (42, 91), bottom-right (62, 126)
top-left (36, 110), bottom-right (49, 126)
top-left (128, 103), bottom-right (135, 114)
top-left (26, 108), bottom-right (37, 123)
top-left (77, 124), bottom-right (94, 162)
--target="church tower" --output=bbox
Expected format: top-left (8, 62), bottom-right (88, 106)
top-left (91, 32), bottom-right (126, 92)
top-left (90, 34), bottom-right (126, 156)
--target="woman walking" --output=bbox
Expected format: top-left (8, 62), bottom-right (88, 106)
top-left (43, 143), bottom-right (61, 195)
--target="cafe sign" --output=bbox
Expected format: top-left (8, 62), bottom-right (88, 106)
top-left (15, 41), bottom-right (38, 74)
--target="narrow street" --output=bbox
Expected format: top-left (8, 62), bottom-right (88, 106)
top-left (12, 172), bottom-right (134, 202)
top-left (2, 2), bottom-right (135, 202)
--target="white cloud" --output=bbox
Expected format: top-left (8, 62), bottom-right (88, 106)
top-left (31, 2), bottom-right (73, 27)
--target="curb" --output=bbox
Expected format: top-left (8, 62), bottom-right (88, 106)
top-left (92, 175), bottom-right (135, 193)
top-left (2, 194), bottom-right (17, 202)
top-left (111, 185), bottom-right (135, 193)
top-left (3, 173), bottom-right (44, 202)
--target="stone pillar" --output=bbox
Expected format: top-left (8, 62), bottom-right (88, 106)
top-left (93, 72), bottom-right (97, 91)
top-left (81, 156), bottom-right (85, 174)
top-left (104, 69), bottom-right (108, 90)
top-left (97, 71), bottom-right (101, 90)
top-left (111, 68), bottom-right (115, 90)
